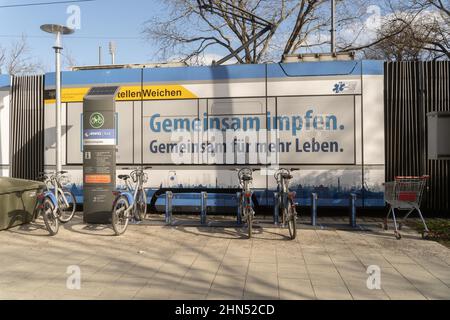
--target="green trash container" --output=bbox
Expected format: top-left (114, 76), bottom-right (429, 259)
top-left (0, 177), bottom-right (45, 231)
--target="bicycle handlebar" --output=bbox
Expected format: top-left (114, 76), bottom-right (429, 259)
top-left (129, 168), bottom-right (149, 184)
top-left (38, 170), bottom-right (68, 180)
top-left (238, 168), bottom-right (254, 182)
top-left (274, 168), bottom-right (290, 181)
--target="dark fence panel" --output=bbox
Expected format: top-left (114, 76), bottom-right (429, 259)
top-left (385, 61), bottom-right (450, 212)
top-left (9, 75), bottom-right (45, 180)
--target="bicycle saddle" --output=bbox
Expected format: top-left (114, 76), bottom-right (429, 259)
top-left (118, 175), bottom-right (130, 180)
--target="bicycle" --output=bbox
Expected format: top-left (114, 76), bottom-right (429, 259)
top-left (35, 171), bottom-right (77, 236)
top-left (237, 168), bottom-right (256, 239)
top-left (274, 168), bottom-right (298, 240)
top-left (111, 167), bottom-right (151, 235)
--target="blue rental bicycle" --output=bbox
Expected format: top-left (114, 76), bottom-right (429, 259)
top-left (111, 167), bottom-right (151, 235)
top-left (35, 171), bottom-right (76, 236)
top-left (274, 168), bottom-right (298, 240)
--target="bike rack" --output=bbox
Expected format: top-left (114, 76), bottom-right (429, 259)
top-left (349, 193), bottom-right (357, 227)
top-left (236, 192), bottom-right (242, 225)
top-left (200, 191), bottom-right (208, 225)
top-left (165, 191), bottom-right (173, 225)
top-left (163, 189), bottom-right (356, 228)
top-left (273, 192), bottom-right (279, 225)
top-left (311, 193), bottom-right (318, 226)
top-left (163, 190), bottom-right (246, 226)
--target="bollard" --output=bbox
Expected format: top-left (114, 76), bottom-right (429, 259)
top-left (236, 192), bottom-right (242, 225)
top-left (311, 193), bottom-right (318, 226)
top-left (165, 191), bottom-right (173, 225)
top-left (273, 192), bottom-right (279, 225)
top-left (200, 191), bottom-right (208, 225)
top-left (349, 193), bottom-right (357, 227)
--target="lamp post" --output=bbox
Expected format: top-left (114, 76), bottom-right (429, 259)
top-left (40, 24), bottom-right (74, 175)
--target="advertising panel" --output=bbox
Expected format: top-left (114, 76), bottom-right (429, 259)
top-left (139, 96), bottom-right (355, 166)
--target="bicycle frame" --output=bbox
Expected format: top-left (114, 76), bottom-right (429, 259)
top-left (118, 178), bottom-right (135, 206)
top-left (37, 172), bottom-right (69, 213)
top-left (36, 190), bottom-right (58, 212)
top-left (115, 169), bottom-right (148, 216)
top-left (275, 169), bottom-right (297, 224)
top-left (237, 169), bottom-right (254, 218)
top-left (241, 180), bottom-right (252, 210)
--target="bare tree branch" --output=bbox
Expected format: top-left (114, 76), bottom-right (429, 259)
top-left (143, 0), bottom-right (300, 64)
top-left (142, 0), bottom-right (449, 64)
top-left (5, 36), bottom-right (43, 75)
top-left (283, 0), bottom-right (323, 55)
top-left (63, 49), bottom-right (78, 70)
top-left (0, 46), bottom-right (6, 74)
top-left (361, 0), bottom-right (449, 60)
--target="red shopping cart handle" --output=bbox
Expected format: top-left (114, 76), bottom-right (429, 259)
top-left (395, 175), bottom-right (430, 180)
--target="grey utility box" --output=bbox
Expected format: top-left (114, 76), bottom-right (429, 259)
top-left (83, 86), bottom-right (119, 223)
top-left (427, 112), bottom-right (450, 160)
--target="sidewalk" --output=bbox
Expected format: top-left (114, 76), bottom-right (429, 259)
top-left (0, 214), bottom-right (449, 300)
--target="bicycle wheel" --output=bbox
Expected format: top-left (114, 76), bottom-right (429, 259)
top-left (238, 194), bottom-right (244, 224)
top-left (287, 200), bottom-right (297, 240)
top-left (112, 196), bottom-right (130, 236)
top-left (134, 189), bottom-right (147, 221)
top-left (281, 206), bottom-right (287, 226)
top-left (247, 209), bottom-right (253, 239)
top-left (41, 197), bottom-right (59, 236)
top-left (58, 190), bottom-right (76, 223)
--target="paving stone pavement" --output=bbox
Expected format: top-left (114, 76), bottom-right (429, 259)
top-left (0, 214), bottom-right (449, 300)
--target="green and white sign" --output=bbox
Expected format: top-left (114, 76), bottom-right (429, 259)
top-left (89, 112), bottom-right (105, 128)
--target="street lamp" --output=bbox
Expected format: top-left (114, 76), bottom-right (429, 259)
top-left (40, 24), bottom-right (74, 175)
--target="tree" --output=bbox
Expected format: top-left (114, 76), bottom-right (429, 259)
top-left (351, 0), bottom-right (450, 60)
top-left (0, 47), bottom-right (5, 73)
top-left (144, 0), bottom-right (448, 64)
top-left (362, 18), bottom-right (431, 60)
top-left (0, 36), bottom-right (43, 75)
top-left (63, 49), bottom-right (78, 70)
top-left (412, 0), bottom-right (450, 59)
top-left (143, 0), bottom-right (373, 64)
top-left (144, 0), bottom-right (301, 64)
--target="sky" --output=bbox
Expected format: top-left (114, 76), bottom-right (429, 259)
top-left (0, 0), bottom-right (384, 74)
top-left (0, 0), bottom-right (432, 73)
top-left (0, 0), bottom-right (168, 71)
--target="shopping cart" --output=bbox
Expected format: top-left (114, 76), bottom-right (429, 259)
top-left (383, 175), bottom-right (430, 240)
